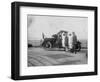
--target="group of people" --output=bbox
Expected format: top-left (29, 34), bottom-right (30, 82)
top-left (42, 31), bottom-right (78, 52)
top-left (60, 31), bottom-right (77, 51)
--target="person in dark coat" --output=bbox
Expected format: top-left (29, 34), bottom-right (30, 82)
top-left (72, 32), bottom-right (77, 53)
top-left (72, 32), bottom-right (77, 45)
top-left (65, 33), bottom-right (68, 47)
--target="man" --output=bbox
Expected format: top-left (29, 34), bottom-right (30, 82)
top-left (72, 32), bottom-right (77, 45)
top-left (72, 32), bottom-right (77, 54)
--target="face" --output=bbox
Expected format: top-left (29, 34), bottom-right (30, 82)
top-left (68, 32), bottom-right (73, 37)
top-left (62, 32), bottom-right (66, 37)
top-left (69, 34), bottom-right (71, 36)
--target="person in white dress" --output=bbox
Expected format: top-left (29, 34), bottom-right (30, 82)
top-left (61, 32), bottom-right (66, 48)
top-left (68, 32), bottom-right (73, 49)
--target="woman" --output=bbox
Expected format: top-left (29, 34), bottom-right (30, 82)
top-left (61, 32), bottom-right (66, 48)
top-left (68, 32), bottom-right (73, 49)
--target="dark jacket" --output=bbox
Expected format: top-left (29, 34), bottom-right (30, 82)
top-left (72, 35), bottom-right (77, 45)
top-left (65, 36), bottom-right (68, 46)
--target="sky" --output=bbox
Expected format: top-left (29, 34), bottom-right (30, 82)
top-left (27, 15), bottom-right (88, 41)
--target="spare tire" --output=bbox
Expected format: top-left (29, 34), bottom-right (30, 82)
top-left (45, 41), bottom-right (52, 48)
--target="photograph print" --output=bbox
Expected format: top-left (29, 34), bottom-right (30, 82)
top-left (27, 15), bottom-right (88, 67)
top-left (11, 2), bottom-right (97, 80)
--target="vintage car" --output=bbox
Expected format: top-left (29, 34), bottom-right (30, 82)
top-left (41, 30), bottom-right (66, 48)
top-left (41, 30), bottom-right (81, 52)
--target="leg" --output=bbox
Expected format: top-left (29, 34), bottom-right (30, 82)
top-left (73, 44), bottom-right (77, 54)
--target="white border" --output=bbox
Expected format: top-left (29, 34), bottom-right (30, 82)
top-left (20, 6), bottom-right (94, 76)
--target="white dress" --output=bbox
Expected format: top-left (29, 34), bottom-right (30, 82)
top-left (68, 35), bottom-right (73, 49)
top-left (61, 33), bottom-right (66, 47)
top-left (62, 36), bottom-right (65, 47)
